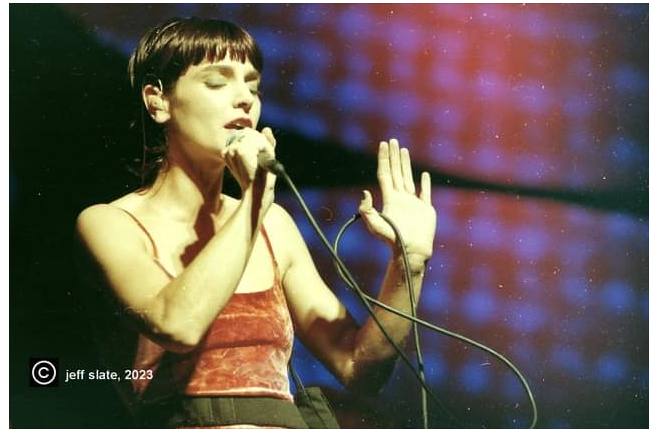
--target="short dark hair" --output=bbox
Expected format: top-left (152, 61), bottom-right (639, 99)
top-left (127, 17), bottom-right (263, 187)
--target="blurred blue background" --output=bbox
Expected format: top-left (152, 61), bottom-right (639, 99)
top-left (11, 3), bottom-right (647, 429)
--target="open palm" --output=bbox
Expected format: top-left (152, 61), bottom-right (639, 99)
top-left (359, 139), bottom-right (437, 259)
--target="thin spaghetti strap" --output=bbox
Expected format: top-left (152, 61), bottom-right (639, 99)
top-left (116, 208), bottom-right (160, 258)
top-left (115, 207), bottom-right (174, 279)
top-left (260, 226), bottom-right (280, 274)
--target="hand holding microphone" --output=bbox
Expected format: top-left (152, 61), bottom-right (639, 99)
top-left (224, 127), bottom-right (284, 181)
top-left (222, 127), bottom-right (280, 216)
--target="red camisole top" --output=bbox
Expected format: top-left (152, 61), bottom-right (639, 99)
top-left (120, 209), bottom-right (295, 403)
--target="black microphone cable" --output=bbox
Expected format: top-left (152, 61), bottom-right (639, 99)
top-left (357, 212), bottom-right (429, 428)
top-left (333, 213), bottom-right (538, 429)
top-left (273, 162), bottom-right (537, 428)
top-left (275, 165), bottom-right (462, 428)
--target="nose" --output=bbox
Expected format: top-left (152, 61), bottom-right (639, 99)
top-left (233, 83), bottom-right (255, 113)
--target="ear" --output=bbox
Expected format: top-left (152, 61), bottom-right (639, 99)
top-left (142, 84), bottom-right (171, 124)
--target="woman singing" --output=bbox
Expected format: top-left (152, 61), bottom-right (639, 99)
top-left (75, 17), bottom-right (437, 428)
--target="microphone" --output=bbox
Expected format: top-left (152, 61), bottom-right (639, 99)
top-left (257, 152), bottom-right (286, 176)
top-left (225, 131), bottom-right (285, 176)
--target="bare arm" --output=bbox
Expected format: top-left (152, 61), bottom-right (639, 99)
top-left (76, 128), bottom-right (277, 353)
top-left (347, 253), bottom-right (428, 391)
top-left (77, 185), bottom-right (265, 352)
top-left (281, 140), bottom-right (436, 393)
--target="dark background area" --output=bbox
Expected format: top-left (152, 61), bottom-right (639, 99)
top-left (10, 4), bottom-right (648, 428)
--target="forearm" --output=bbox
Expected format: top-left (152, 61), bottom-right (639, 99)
top-left (350, 252), bottom-right (427, 390)
top-left (149, 188), bottom-right (266, 346)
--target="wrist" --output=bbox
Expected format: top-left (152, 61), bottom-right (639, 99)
top-left (240, 184), bottom-right (272, 221)
top-left (390, 250), bottom-right (429, 274)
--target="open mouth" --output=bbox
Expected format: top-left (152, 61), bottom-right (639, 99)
top-left (224, 118), bottom-right (252, 130)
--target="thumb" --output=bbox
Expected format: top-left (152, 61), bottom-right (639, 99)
top-left (359, 190), bottom-right (374, 214)
top-left (359, 190), bottom-right (381, 227)
top-left (359, 190), bottom-right (394, 244)
top-left (261, 126), bottom-right (276, 148)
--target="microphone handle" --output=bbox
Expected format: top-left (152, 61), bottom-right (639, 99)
top-left (258, 154), bottom-right (285, 176)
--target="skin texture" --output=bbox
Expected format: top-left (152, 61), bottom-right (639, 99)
top-left (76, 54), bottom-right (437, 393)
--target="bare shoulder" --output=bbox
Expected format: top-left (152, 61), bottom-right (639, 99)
top-left (264, 202), bottom-right (304, 245)
top-left (75, 197), bottom-right (149, 260)
top-left (77, 191), bottom-right (144, 236)
top-left (262, 203), bottom-right (305, 270)
top-left (264, 202), bottom-right (296, 229)
top-left (76, 203), bottom-right (130, 241)
top-left (77, 203), bottom-right (123, 237)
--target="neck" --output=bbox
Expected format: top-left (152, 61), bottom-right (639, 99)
top-left (143, 145), bottom-right (227, 223)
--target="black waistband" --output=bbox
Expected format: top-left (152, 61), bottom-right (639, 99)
top-left (137, 396), bottom-right (309, 429)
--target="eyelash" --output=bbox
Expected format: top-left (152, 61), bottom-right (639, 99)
top-left (205, 83), bottom-right (262, 97)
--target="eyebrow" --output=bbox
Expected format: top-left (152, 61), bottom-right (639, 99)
top-left (197, 65), bottom-right (260, 81)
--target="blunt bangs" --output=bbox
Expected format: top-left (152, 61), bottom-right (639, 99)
top-left (129, 18), bottom-right (263, 93)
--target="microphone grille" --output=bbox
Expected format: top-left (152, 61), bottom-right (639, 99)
top-left (225, 131), bottom-right (241, 147)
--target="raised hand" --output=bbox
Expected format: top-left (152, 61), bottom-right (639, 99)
top-left (359, 139), bottom-right (437, 260)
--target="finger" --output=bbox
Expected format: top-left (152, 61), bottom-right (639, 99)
top-left (359, 190), bottom-right (373, 212)
top-left (377, 142), bottom-right (393, 200)
top-left (420, 172), bottom-right (432, 204)
top-left (359, 191), bottom-right (379, 230)
top-left (359, 190), bottom-right (396, 243)
top-left (389, 139), bottom-right (404, 190)
top-left (227, 149), bottom-right (239, 168)
top-left (261, 126), bottom-right (277, 148)
top-left (266, 171), bottom-right (277, 188)
top-left (256, 130), bottom-right (276, 166)
top-left (227, 144), bottom-right (241, 158)
top-left (400, 148), bottom-right (415, 194)
top-left (223, 149), bottom-right (234, 170)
